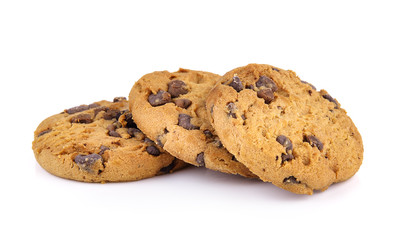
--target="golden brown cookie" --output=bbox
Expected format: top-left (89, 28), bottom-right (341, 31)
top-left (129, 69), bottom-right (256, 178)
top-left (32, 98), bottom-right (187, 183)
top-left (206, 64), bottom-right (363, 194)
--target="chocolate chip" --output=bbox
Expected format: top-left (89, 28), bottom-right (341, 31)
top-left (88, 103), bottom-right (100, 109)
top-left (203, 130), bottom-right (213, 138)
top-left (257, 89), bottom-right (275, 104)
top-left (74, 154), bottom-right (103, 172)
top-left (71, 114), bottom-right (93, 124)
top-left (103, 109), bottom-right (120, 120)
top-left (143, 137), bottom-right (154, 144)
top-left (122, 112), bottom-right (137, 128)
top-left (37, 129), bottom-right (51, 137)
top-left (146, 145), bottom-right (160, 156)
top-left (281, 153), bottom-right (294, 163)
top-left (283, 176), bottom-right (301, 184)
top-left (245, 84), bottom-right (255, 90)
top-left (173, 99), bottom-right (192, 109)
top-left (272, 67), bottom-right (280, 72)
top-left (300, 80), bottom-right (317, 90)
top-left (196, 152), bottom-right (205, 167)
top-left (256, 75), bottom-right (278, 92)
top-left (93, 106), bottom-right (109, 117)
top-left (322, 94), bottom-right (339, 109)
top-left (227, 102), bottom-right (237, 118)
top-left (168, 80), bottom-right (188, 98)
top-left (178, 114), bottom-right (199, 130)
top-left (113, 97), bottom-right (127, 102)
top-left (108, 130), bottom-right (121, 138)
top-left (115, 110), bottom-right (125, 122)
top-left (99, 145), bottom-right (110, 155)
top-left (148, 90), bottom-right (171, 106)
top-left (228, 76), bottom-right (244, 92)
top-left (304, 135), bottom-right (323, 151)
top-left (213, 139), bottom-right (223, 148)
top-left (127, 128), bottom-right (141, 137)
top-left (276, 135), bottom-right (293, 152)
top-left (65, 105), bottom-right (89, 114)
top-left (159, 160), bottom-right (177, 173)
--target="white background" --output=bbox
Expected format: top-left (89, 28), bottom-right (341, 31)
top-left (1, 0), bottom-right (401, 239)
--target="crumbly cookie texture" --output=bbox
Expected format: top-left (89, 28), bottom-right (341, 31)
top-left (32, 98), bottom-right (187, 183)
top-left (206, 64), bottom-right (363, 194)
top-left (129, 68), bottom-right (256, 178)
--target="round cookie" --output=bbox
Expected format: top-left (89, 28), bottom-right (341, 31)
top-left (32, 98), bottom-right (187, 183)
top-left (206, 64), bottom-right (363, 194)
top-left (128, 68), bottom-right (256, 178)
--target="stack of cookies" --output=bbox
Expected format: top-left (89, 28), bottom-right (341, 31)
top-left (32, 64), bottom-right (363, 195)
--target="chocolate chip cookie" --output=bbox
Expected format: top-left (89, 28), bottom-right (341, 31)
top-left (129, 68), bottom-right (255, 178)
top-left (32, 98), bottom-right (187, 183)
top-left (206, 64), bottom-right (363, 194)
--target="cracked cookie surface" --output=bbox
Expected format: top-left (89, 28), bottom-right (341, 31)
top-left (32, 98), bottom-right (187, 183)
top-left (129, 68), bottom-right (255, 178)
top-left (206, 64), bottom-right (363, 194)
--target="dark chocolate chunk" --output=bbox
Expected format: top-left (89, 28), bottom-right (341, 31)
top-left (71, 114), bottom-right (93, 124)
top-left (281, 153), bottom-right (294, 163)
top-left (256, 75), bottom-right (278, 92)
top-left (113, 97), bottom-right (127, 102)
top-left (173, 99), bottom-right (192, 109)
top-left (283, 176), bottom-right (301, 184)
top-left (115, 110), bottom-right (125, 122)
top-left (88, 103), bottom-right (100, 109)
top-left (123, 112), bottom-right (137, 128)
top-left (227, 102), bottom-right (237, 118)
top-left (74, 154), bottom-right (103, 171)
top-left (203, 130), bottom-right (213, 138)
top-left (159, 160), bottom-right (177, 173)
top-left (228, 76), bottom-right (244, 92)
top-left (245, 84), bottom-right (255, 90)
top-left (272, 67), bottom-right (280, 72)
top-left (178, 114), bottom-right (199, 130)
top-left (304, 135), bottom-right (324, 151)
top-left (108, 130), bottom-right (121, 138)
top-left (103, 109), bottom-right (120, 120)
top-left (213, 139), bottom-right (223, 148)
top-left (99, 145), bottom-right (110, 155)
top-left (322, 94), bottom-right (339, 109)
top-left (257, 89), bottom-right (275, 104)
top-left (144, 137), bottom-right (154, 144)
top-left (148, 90), bottom-right (171, 106)
top-left (65, 105), bottom-right (90, 114)
top-left (168, 80), bottom-right (188, 98)
top-left (127, 128), bottom-right (141, 137)
top-left (38, 129), bottom-right (51, 137)
top-left (300, 80), bottom-right (317, 90)
top-left (146, 145), bottom-right (160, 156)
top-left (93, 106), bottom-right (109, 117)
top-left (196, 152), bottom-right (205, 167)
top-left (276, 135), bottom-right (293, 152)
